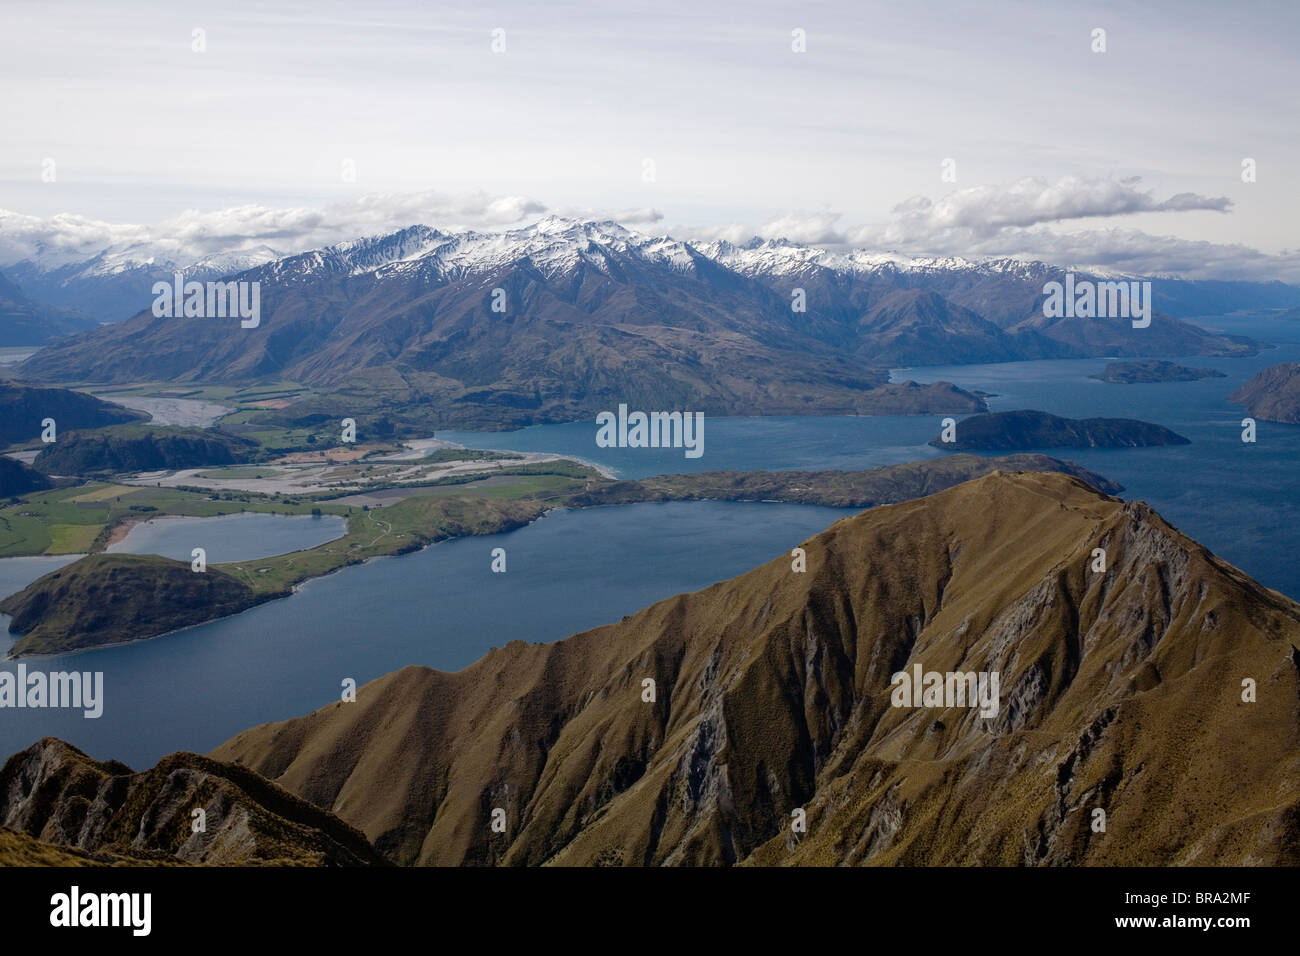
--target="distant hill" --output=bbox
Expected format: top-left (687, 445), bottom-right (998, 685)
top-left (0, 381), bottom-right (146, 446)
top-left (0, 270), bottom-right (99, 346)
top-left (31, 425), bottom-right (255, 475)
top-left (0, 738), bottom-right (387, 865)
top-left (1090, 360), bottom-right (1226, 384)
top-left (1228, 362), bottom-right (1300, 424)
top-left (930, 409), bottom-right (1190, 450)
top-left (210, 471), bottom-right (1300, 865)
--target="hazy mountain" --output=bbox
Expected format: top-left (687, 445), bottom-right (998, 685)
top-left (704, 240), bottom-right (1300, 324)
top-left (0, 269), bottom-right (99, 345)
top-left (211, 471), bottom-right (1300, 866)
top-left (3, 247), bottom-right (282, 323)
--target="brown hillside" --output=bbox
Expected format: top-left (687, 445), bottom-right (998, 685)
top-left (212, 471), bottom-right (1300, 866)
top-left (0, 738), bottom-right (387, 866)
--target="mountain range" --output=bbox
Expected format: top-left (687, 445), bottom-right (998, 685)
top-left (5, 219), bottom-right (1299, 326)
top-left (0, 269), bottom-right (99, 346)
top-left (10, 218), bottom-right (1267, 429)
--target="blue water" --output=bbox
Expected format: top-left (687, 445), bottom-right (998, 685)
top-left (106, 511), bottom-right (346, 564)
top-left (443, 336), bottom-right (1300, 603)
top-left (0, 501), bottom-right (853, 768)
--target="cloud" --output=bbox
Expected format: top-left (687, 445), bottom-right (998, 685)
top-left (866, 176), bottom-right (1232, 244)
top-left (0, 190), bottom-right (551, 268)
top-left (554, 206), bottom-right (665, 226)
top-left (675, 211), bottom-right (847, 246)
top-left (954, 225), bottom-right (1300, 282)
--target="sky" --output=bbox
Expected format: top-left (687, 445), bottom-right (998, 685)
top-left (1, 0), bottom-right (1298, 279)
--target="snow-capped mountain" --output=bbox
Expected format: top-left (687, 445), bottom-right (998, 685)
top-left (5, 214), bottom-right (1299, 326)
top-left (11, 213), bottom-right (1283, 428)
top-left (2, 241), bottom-right (283, 322)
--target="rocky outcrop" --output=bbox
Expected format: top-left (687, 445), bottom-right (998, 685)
top-left (0, 738), bottom-right (387, 865)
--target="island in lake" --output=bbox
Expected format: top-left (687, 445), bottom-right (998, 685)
top-left (1090, 359), bottom-right (1226, 384)
top-left (929, 409), bottom-right (1190, 450)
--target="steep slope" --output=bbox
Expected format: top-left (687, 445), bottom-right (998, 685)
top-left (212, 471), bottom-right (1300, 866)
top-left (1229, 362), bottom-right (1300, 424)
top-left (853, 288), bottom-right (1069, 365)
top-left (0, 738), bottom-right (387, 865)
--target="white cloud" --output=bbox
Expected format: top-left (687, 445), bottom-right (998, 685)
top-left (675, 212), bottom-right (847, 246)
top-left (0, 191), bottom-right (551, 268)
top-left (676, 177), bottom-right (1296, 281)
top-left (860, 176), bottom-right (1231, 244)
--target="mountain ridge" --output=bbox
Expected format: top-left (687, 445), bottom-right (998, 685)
top-left (210, 470), bottom-right (1300, 866)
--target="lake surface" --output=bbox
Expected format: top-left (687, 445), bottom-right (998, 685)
top-left (106, 511), bottom-right (346, 564)
top-left (0, 501), bottom-right (854, 768)
top-left (444, 333), bottom-right (1300, 604)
